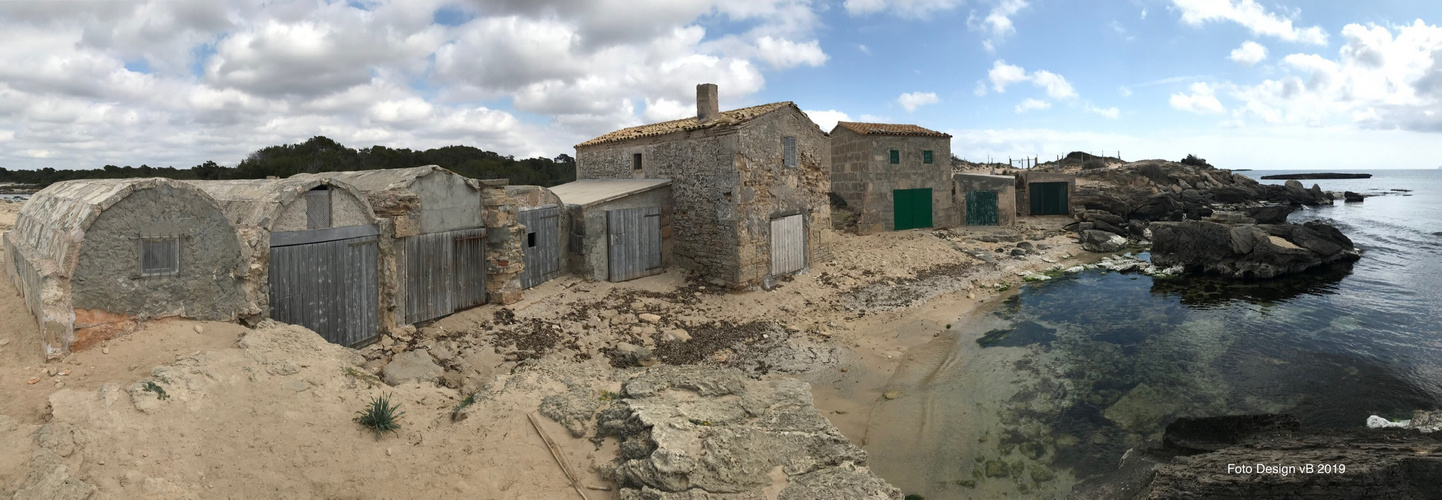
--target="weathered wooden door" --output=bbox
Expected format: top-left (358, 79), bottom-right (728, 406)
top-left (269, 228), bottom-right (379, 347)
top-left (399, 227), bottom-right (487, 325)
top-left (893, 188), bottom-right (933, 230)
top-left (770, 214), bottom-right (806, 275)
top-left (966, 191), bottom-right (999, 226)
top-left (607, 207), bottom-right (662, 282)
top-left (1030, 182), bottom-right (1069, 215)
top-left (519, 207), bottom-right (561, 289)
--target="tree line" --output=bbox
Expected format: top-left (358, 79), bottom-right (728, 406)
top-left (0, 136), bottom-right (577, 188)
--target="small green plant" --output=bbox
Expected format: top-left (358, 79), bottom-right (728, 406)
top-left (142, 381), bottom-right (169, 400)
top-left (599, 390), bottom-right (621, 401)
top-left (450, 391), bottom-right (479, 422)
top-left (356, 393), bottom-right (405, 440)
top-left (344, 366), bottom-right (383, 386)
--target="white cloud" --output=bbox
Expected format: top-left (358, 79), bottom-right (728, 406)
top-left (1087, 103), bottom-right (1120, 119)
top-left (843, 0), bottom-right (964, 18)
top-left (1014, 98), bottom-right (1050, 113)
top-left (1229, 40), bottom-right (1268, 65)
top-left (987, 60), bottom-right (1078, 99)
top-left (898, 91), bottom-right (941, 112)
top-left (1120, 87), bottom-right (1133, 97)
top-left (803, 109), bottom-right (850, 131)
top-left (1170, 82), bottom-right (1225, 114)
top-left (969, 0), bottom-right (1029, 51)
top-left (0, 0), bottom-right (836, 169)
top-left (754, 36), bottom-right (828, 69)
top-left (1171, 0), bottom-right (1327, 45)
top-left (1222, 20), bottom-right (1442, 132)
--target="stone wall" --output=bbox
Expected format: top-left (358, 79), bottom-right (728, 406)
top-left (954, 173), bottom-right (1018, 226)
top-left (481, 180), bottom-right (525, 304)
top-left (567, 186), bottom-right (673, 281)
top-left (575, 105), bottom-right (830, 289)
top-left (829, 127), bottom-right (953, 234)
top-left (577, 128), bottom-right (743, 284)
top-left (1015, 171), bottom-right (1078, 217)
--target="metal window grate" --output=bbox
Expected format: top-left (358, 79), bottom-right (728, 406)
top-left (141, 237), bottom-right (180, 276)
top-left (306, 188), bottom-right (332, 230)
top-left (889, 149), bottom-right (900, 164)
top-left (783, 136), bottom-right (797, 167)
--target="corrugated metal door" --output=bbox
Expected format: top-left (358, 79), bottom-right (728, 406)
top-left (1030, 182), bottom-right (1069, 215)
top-left (398, 227), bottom-right (487, 325)
top-left (770, 214), bottom-right (806, 275)
top-left (269, 235), bottom-right (379, 347)
top-left (519, 207), bottom-right (561, 289)
top-left (607, 207), bottom-right (663, 282)
top-left (893, 188), bottom-right (934, 230)
top-left (966, 191), bottom-right (999, 226)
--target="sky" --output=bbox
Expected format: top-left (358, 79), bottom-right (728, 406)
top-left (2, 0), bottom-right (1441, 171)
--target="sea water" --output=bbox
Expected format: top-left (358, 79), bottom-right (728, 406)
top-left (869, 169), bottom-right (1442, 498)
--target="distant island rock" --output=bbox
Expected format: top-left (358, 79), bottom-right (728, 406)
top-left (1260, 173), bottom-right (1372, 179)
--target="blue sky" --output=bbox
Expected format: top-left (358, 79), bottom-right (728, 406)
top-left (1, 0), bottom-right (1440, 170)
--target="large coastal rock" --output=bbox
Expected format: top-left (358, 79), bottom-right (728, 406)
top-left (597, 366), bottom-right (901, 500)
top-left (1149, 220), bottom-right (1360, 279)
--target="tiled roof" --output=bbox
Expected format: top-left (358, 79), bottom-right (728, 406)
top-left (577, 102), bottom-right (795, 148)
top-left (832, 121), bottom-right (951, 138)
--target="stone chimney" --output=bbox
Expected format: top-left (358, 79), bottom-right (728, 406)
top-left (697, 83), bottom-right (719, 124)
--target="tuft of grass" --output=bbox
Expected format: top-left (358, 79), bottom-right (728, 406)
top-left (142, 381), bottom-right (169, 400)
top-left (356, 393), bottom-right (405, 440)
top-left (451, 391), bottom-right (479, 422)
top-left (598, 390), bottom-right (620, 401)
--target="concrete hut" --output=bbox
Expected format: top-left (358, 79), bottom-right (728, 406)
top-left (549, 179), bottom-right (673, 282)
top-left (189, 177), bottom-right (381, 347)
top-left (829, 122), bottom-right (956, 234)
top-left (1015, 171), bottom-right (1077, 217)
top-left (308, 166), bottom-right (527, 329)
top-left (2, 178), bottom-right (249, 358)
top-left (574, 83), bottom-right (831, 289)
top-left (505, 185), bottom-right (567, 290)
top-left (954, 173), bottom-right (1017, 226)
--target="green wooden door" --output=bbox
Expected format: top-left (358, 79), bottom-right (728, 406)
top-left (1029, 182), bottom-right (1069, 215)
top-left (965, 191), bottom-right (999, 226)
top-left (893, 188), bottom-right (933, 230)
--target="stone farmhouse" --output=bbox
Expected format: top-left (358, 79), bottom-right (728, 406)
top-left (829, 122), bottom-right (955, 234)
top-left (573, 84), bottom-right (831, 289)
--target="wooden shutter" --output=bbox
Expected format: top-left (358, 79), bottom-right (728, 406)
top-left (783, 136), bottom-right (797, 168)
top-left (924, 150), bottom-right (934, 164)
top-left (889, 150), bottom-right (900, 164)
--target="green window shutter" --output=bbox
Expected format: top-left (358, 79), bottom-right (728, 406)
top-left (889, 149), bottom-right (899, 164)
top-left (923, 150), bottom-right (933, 164)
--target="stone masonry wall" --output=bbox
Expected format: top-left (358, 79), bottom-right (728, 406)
top-left (480, 180), bottom-right (525, 304)
top-left (830, 128), bottom-right (953, 234)
top-left (734, 108), bottom-right (831, 287)
top-left (577, 130), bottom-right (743, 285)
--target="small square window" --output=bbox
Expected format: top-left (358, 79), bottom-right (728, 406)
top-left (923, 150), bottom-right (934, 164)
top-left (528, 232), bottom-right (537, 248)
top-left (889, 149), bottom-right (900, 164)
top-left (782, 136), bottom-right (797, 168)
top-left (632, 153), bottom-right (643, 171)
top-left (141, 237), bottom-right (180, 276)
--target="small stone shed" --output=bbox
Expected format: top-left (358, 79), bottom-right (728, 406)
top-left (2, 178), bottom-right (249, 358)
top-left (506, 185), bottom-right (567, 291)
top-left (306, 166), bottom-right (525, 328)
top-left (549, 179), bottom-right (673, 282)
top-left (1016, 171), bottom-right (1077, 217)
top-left (954, 173), bottom-right (1017, 226)
top-left (189, 178), bottom-right (381, 347)
top-left (829, 122), bottom-right (955, 234)
top-left (575, 83), bottom-right (831, 289)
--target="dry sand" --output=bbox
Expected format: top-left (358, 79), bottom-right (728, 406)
top-left (0, 197), bottom-right (1091, 498)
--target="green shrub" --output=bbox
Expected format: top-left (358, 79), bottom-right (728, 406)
top-left (1082, 158), bottom-right (1107, 170)
top-left (1180, 154), bottom-right (1211, 168)
top-left (142, 381), bottom-right (169, 400)
top-left (356, 393), bottom-right (405, 440)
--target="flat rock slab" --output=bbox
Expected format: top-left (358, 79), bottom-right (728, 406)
top-left (382, 350), bottom-right (443, 386)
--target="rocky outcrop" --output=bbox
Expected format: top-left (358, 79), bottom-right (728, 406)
top-left (1073, 414), bottom-right (1442, 499)
top-left (596, 366), bottom-right (901, 500)
top-left (1149, 220), bottom-right (1360, 279)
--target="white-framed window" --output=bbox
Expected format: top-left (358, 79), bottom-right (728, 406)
top-left (783, 136), bottom-right (797, 168)
top-left (140, 237), bottom-right (180, 276)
